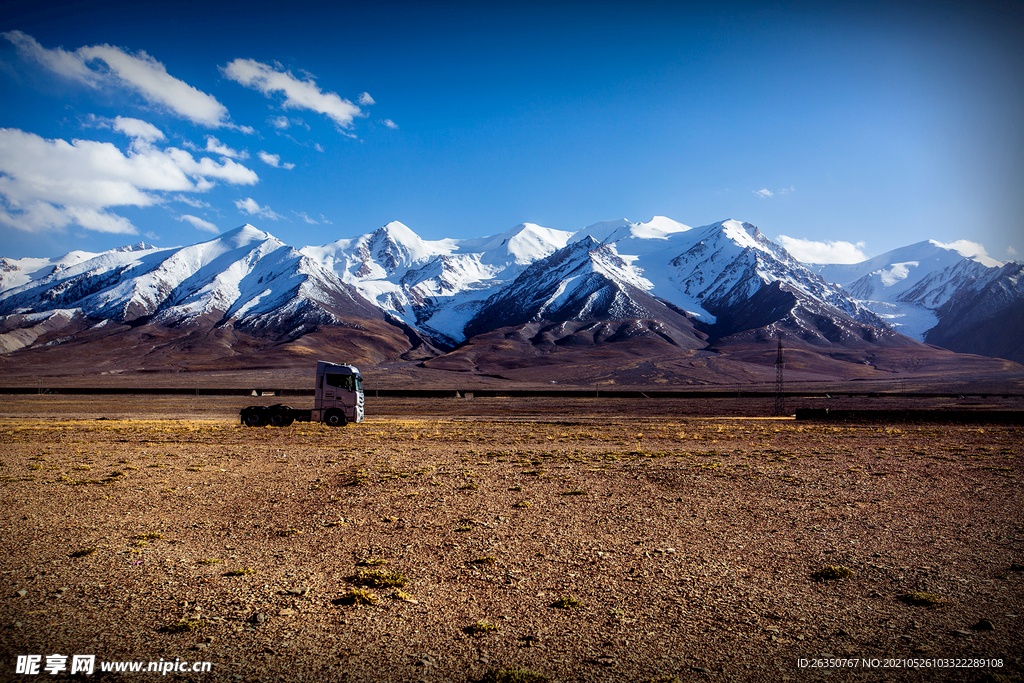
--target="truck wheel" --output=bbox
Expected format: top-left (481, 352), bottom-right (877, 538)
top-left (324, 409), bottom-right (347, 427)
top-left (243, 411), bottom-right (264, 427)
top-left (269, 412), bottom-right (288, 427)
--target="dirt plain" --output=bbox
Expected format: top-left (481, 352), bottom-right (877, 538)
top-left (1, 395), bottom-right (1022, 683)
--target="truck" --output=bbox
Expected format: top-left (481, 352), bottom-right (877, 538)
top-left (240, 361), bottom-right (364, 427)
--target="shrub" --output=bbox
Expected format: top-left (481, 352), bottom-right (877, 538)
top-left (812, 565), bottom-right (853, 581)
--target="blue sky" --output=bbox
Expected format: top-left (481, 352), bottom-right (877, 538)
top-left (1, 0), bottom-right (1021, 263)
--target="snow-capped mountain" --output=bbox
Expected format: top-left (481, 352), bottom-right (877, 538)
top-left (1, 217), bottom-right (1020, 369)
top-left (917, 260), bottom-right (1024, 362)
top-left (587, 219), bottom-right (879, 325)
top-left (299, 220), bottom-right (573, 344)
top-left (817, 239), bottom-right (1019, 344)
top-left (0, 242), bottom-right (159, 294)
top-left (0, 225), bottom-right (380, 352)
top-left (294, 216), bottom-right (889, 348)
top-left (464, 236), bottom-right (691, 341)
top-left (462, 219), bottom-right (896, 351)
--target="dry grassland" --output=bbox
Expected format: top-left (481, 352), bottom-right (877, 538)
top-left (0, 396), bottom-right (1022, 682)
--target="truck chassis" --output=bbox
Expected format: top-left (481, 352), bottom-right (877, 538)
top-left (240, 403), bottom-right (354, 427)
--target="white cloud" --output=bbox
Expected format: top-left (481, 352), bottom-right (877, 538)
top-left (776, 235), bottom-right (868, 264)
top-left (2, 30), bottom-right (96, 84)
top-left (933, 239), bottom-right (1002, 267)
top-left (1008, 246), bottom-right (1019, 257)
top-left (203, 136), bottom-right (247, 159)
top-left (382, 119), bottom-right (398, 130)
top-left (174, 194), bottom-right (210, 209)
top-left (112, 116), bottom-right (164, 143)
top-left (257, 151), bottom-right (296, 170)
top-left (166, 148), bottom-right (258, 186)
top-left (179, 214), bottom-right (218, 233)
top-left (319, 214), bottom-right (333, 225)
top-left (235, 197), bottom-right (282, 221)
top-left (933, 239), bottom-right (987, 260)
top-left (755, 186), bottom-right (794, 198)
top-left (66, 207), bottom-right (138, 234)
top-left (0, 127), bottom-right (258, 234)
top-left (79, 44), bottom-right (231, 127)
top-left (3, 31), bottom-right (232, 128)
top-left (235, 197), bottom-right (260, 214)
top-left (270, 116), bottom-right (290, 129)
top-left (238, 125), bottom-right (256, 135)
top-left (358, 92), bottom-right (375, 106)
top-left (293, 211), bottom-right (319, 224)
top-left (222, 58), bottom-right (361, 128)
top-left (314, 143), bottom-right (324, 152)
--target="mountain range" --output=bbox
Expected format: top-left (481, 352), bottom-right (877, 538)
top-left (1, 217), bottom-right (1021, 387)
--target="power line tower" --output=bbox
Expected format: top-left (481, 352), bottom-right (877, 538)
top-left (773, 334), bottom-right (786, 416)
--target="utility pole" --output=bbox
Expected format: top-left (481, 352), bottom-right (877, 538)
top-left (773, 334), bottom-right (785, 416)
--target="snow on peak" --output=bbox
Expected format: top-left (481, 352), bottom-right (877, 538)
top-left (575, 218), bottom-right (633, 243)
top-left (716, 219), bottom-right (762, 249)
top-left (367, 220), bottom-right (446, 266)
top-left (457, 222), bottom-right (572, 266)
top-left (567, 217), bottom-right (696, 262)
top-left (499, 223), bottom-right (572, 264)
top-left (518, 237), bottom-right (650, 292)
top-left (379, 220), bottom-right (426, 246)
top-left (114, 242), bottom-right (157, 253)
top-left (635, 216), bottom-right (692, 237)
top-left (220, 223), bottom-right (273, 247)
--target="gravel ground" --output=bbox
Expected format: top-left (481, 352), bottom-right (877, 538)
top-left (1, 397), bottom-right (1021, 682)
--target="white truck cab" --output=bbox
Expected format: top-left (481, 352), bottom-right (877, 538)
top-left (314, 360), bottom-right (364, 426)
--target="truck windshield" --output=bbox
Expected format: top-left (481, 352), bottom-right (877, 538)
top-left (325, 373), bottom-right (358, 391)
